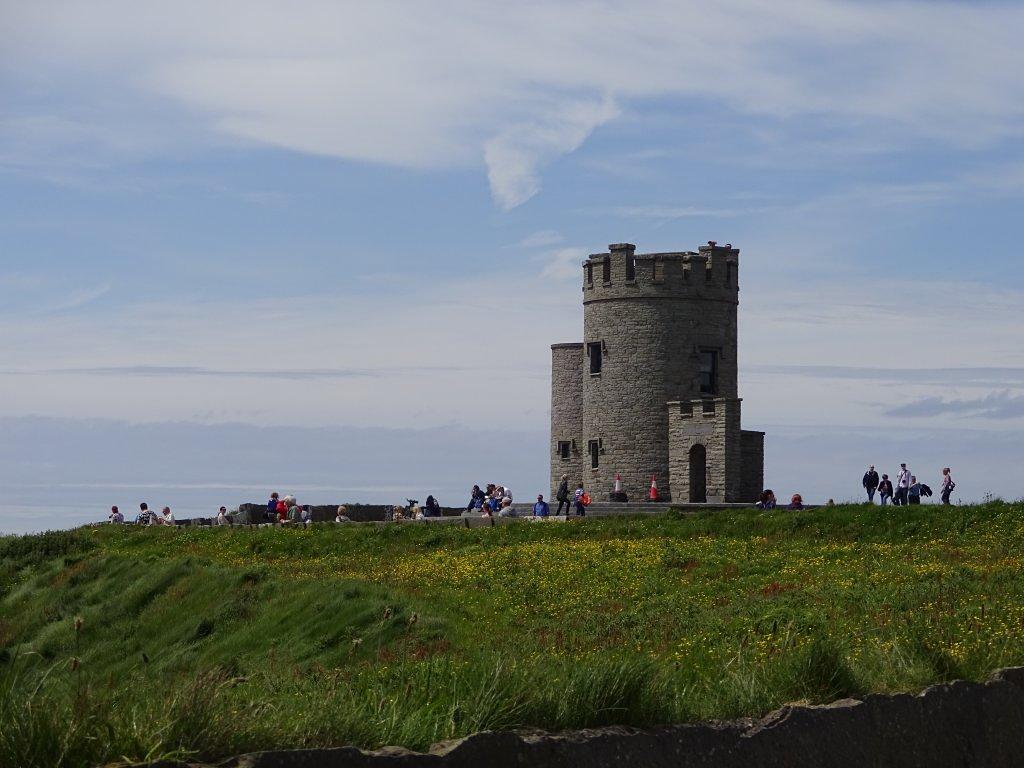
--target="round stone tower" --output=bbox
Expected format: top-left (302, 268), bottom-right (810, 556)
top-left (551, 241), bottom-right (745, 503)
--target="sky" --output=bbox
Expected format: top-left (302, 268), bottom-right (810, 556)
top-left (2, 1), bottom-right (1024, 532)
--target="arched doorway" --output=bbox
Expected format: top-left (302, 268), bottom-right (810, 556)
top-left (689, 444), bottom-right (707, 503)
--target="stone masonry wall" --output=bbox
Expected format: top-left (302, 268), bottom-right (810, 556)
top-left (667, 398), bottom-right (743, 503)
top-left (140, 667), bottom-right (1024, 768)
top-left (740, 430), bottom-right (765, 503)
top-left (550, 343), bottom-right (585, 498)
top-left (579, 243), bottom-right (739, 502)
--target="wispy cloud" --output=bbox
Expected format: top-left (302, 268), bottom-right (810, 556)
top-left (9, 1), bottom-right (1024, 207)
top-left (886, 391), bottom-right (1024, 419)
top-left (748, 365), bottom-right (1024, 388)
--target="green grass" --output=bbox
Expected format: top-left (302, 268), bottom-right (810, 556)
top-left (2, 502), bottom-right (1024, 767)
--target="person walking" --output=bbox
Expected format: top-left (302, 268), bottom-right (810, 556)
top-left (894, 463), bottom-right (911, 506)
top-left (940, 468), bottom-right (955, 505)
top-left (573, 483), bottom-right (587, 516)
top-left (862, 465), bottom-right (879, 503)
top-left (555, 474), bottom-right (570, 515)
top-left (877, 474), bottom-right (894, 505)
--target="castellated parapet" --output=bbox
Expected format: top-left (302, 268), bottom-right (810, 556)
top-left (550, 242), bottom-right (764, 503)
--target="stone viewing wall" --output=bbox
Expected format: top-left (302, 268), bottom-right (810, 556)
top-left (130, 667), bottom-right (1024, 767)
top-left (233, 503), bottom-right (465, 524)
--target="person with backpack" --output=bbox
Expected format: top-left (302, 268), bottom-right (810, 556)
top-left (556, 474), bottom-right (570, 514)
top-left (877, 474), bottom-right (894, 505)
top-left (940, 468), bottom-right (955, 505)
top-left (573, 483), bottom-right (589, 516)
top-left (862, 465), bottom-right (879, 502)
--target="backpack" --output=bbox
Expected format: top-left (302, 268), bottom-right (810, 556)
top-left (581, 492), bottom-right (591, 506)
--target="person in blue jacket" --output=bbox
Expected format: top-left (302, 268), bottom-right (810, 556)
top-left (533, 494), bottom-right (550, 517)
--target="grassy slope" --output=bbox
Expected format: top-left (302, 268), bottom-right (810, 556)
top-left (2, 503), bottom-right (1024, 767)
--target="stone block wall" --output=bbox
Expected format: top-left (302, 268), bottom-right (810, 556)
top-left (550, 343), bottom-right (584, 497)
top-left (740, 430), bottom-right (765, 502)
top-left (667, 398), bottom-right (743, 502)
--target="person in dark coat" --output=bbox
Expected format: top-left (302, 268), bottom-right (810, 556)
top-left (862, 465), bottom-right (880, 503)
top-left (877, 475), bottom-right (894, 505)
top-left (465, 485), bottom-right (484, 512)
top-left (425, 495), bottom-right (442, 517)
top-left (267, 492), bottom-right (280, 524)
top-left (556, 474), bottom-right (570, 515)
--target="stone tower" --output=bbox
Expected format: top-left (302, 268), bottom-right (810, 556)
top-left (550, 242), bottom-right (764, 503)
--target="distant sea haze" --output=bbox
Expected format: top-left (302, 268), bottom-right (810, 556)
top-left (0, 416), bottom-right (1019, 534)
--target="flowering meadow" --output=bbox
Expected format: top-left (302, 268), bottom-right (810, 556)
top-left (2, 502), bottom-right (1024, 766)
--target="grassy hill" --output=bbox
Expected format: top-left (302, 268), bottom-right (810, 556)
top-left (3, 502), bottom-right (1024, 767)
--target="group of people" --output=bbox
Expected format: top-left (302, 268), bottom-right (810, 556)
top-left (755, 490), bottom-right (804, 510)
top-left (108, 503), bottom-right (177, 525)
top-left (862, 465), bottom-right (955, 506)
top-left (464, 477), bottom-right (591, 518)
top-left (265, 492), bottom-right (315, 526)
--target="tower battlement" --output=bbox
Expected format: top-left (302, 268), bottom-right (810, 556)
top-left (582, 242), bottom-right (739, 303)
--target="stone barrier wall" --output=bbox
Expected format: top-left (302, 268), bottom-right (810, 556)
top-left (132, 667), bottom-right (1024, 767)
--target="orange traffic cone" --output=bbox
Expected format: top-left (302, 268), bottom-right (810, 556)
top-left (648, 475), bottom-right (659, 501)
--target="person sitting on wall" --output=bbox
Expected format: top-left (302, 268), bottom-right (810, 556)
top-left (300, 505), bottom-right (313, 527)
top-left (161, 506), bottom-right (175, 525)
top-left (267, 492), bottom-right (280, 524)
top-left (787, 494), bottom-right (803, 511)
top-left (276, 496), bottom-right (290, 523)
top-left (109, 506), bottom-right (124, 524)
top-left (137, 502), bottom-right (153, 525)
top-left (498, 498), bottom-right (517, 517)
top-left (425, 495), bottom-right (442, 517)
top-left (533, 494), bottom-right (550, 518)
top-left (335, 505), bottom-right (351, 523)
top-left (465, 485), bottom-right (484, 512)
top-left (286, 497), bottom-right (303, 524)
top-left (756, 489), bottom-right (776, 510)
top-left (480, 497), bottom-right (493, 517)
top-left (411, 504), bottom-right (424, 520)
top-left (215, 506), bottom-right (229, 526)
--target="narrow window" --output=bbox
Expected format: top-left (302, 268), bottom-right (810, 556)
top-left (588, 439), bottom-right (600, 469)
top-left (587, 341), bottom-right (602, 375)
top-left (653, 259), bottom-right (664, 282)
top-left (557, 441), bottom-right (571, 460)
top-left (626, 254), bottom-right (636, 281)
top-left (586, 262), bottom-right (593, 285)
top-left (699, 350), bottom-right (718, 395)
top-left (602, 257), bottom-right (611, 283)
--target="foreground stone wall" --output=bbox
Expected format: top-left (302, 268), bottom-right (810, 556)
top-left (137, 667), bottom-right (1024, 768)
